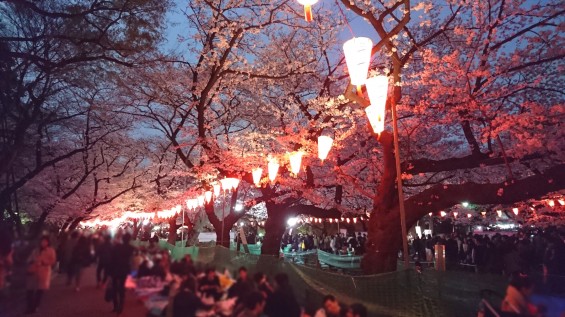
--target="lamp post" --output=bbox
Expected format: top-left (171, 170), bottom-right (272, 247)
top-left (390, 88), bottom-right (410, 268)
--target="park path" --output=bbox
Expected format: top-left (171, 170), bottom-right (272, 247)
top-left (1, 266), bottom-right (148, 317)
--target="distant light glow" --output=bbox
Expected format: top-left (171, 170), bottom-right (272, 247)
top-left (462, 202), bottom-right (469, 208)
top-left (467, 213), bottom-right (472, 218)
top-left (496, 210), bottom-right (502, 217)
top-left (440, 211), bottom-right (446, 217)
top-left (235, 204), bottom-right (243, 212)
top-left (548, 200), bottom-right (555, 207)
top-left (287, 218), bottom-right (298, 227)
top-left (512, 208), bottom-right (519, 215)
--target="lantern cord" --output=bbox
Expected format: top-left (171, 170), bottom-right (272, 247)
top-left (335, 0), bottom-right (355, 38)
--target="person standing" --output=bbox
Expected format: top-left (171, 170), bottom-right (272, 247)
top-left (63, 231), bottom-right (79, 283)
top-left (70, 235), bottom-right (92, 291)
top-left (96, 235), bottom-right (113, 287)
top-left (0, 227), bottom-right (13, 297)
top-left (109, 233), bottom-right (135, 314)
top-left (25, 236), bottom-right (56, 314)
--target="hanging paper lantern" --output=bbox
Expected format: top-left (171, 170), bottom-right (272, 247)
top-left (453, 212), bottom-right (458, 218)
top-left (229, 178), bottom-right (240, 190)
top-left (512, 208), bottom-right (519, 215)
top-left (252, 168), bottom-right (263, 187)
top-left (558, 199), bottom-right (565, 206)
top-left (365, 75), bottom-right (389, 134)
top-left (288, 151), bottom-right (304, 176)
top-left (496, 210), bottom-right (502, 217)
top-left (346, 218), bottom-right (351, 223)
top-left (353, 218), bottom-right (357, 224)
top-left (548, 200), bottom-right (555, 207)
top-left (481, 211), bottom-right (486, 216)
top-left (268, 157), bottom-right (280, 183)
top-left (467, 213), bottom-right (472, 218)
top-left (318, 135), bottom-right (333, 162)
top-left (329, 218), bottom-right (333, 223)
top-left (205, 191), bottom-right (213, 203)
top-left (197, 195), bottom-right (205, 207)
top-left (343, 37), bottom-right (373, 89)
top-left (220, 178), bottom-right (232, 192)
top-left (440, 211), bottom-right (446, 217)
top-left (428, 212), bottom-right (432, 217)
top-left (213, 183), bottom-right (221, 196)
top-left (297, 0), bottom-right (318, 22)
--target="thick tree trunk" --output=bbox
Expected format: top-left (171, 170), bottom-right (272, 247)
top-left (214, 224), bottom-right (232, 248)
top-left (261, 203), bottom-right (288, 256)
top-left (361, 209), bottom-right (402, 274)
top-left (167, 218), bottom-right (178, 245)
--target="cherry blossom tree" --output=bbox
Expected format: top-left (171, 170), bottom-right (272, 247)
top-left (0, 0), bottom-right (170, 235)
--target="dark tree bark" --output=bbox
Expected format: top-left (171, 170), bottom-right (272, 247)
top-left (261, 202), bottom-right (289, 256)
top-left (167, 217), bottom-right (178, 245)
top-left (68, 217), bottom-right (84, 232)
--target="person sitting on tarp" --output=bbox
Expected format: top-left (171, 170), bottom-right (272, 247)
top-left (228, 266), bottom-right (255, 302)
top-left (314, 294), bottom-right (341, 317)
top-left (198, 267), bottom-right (222, 301)
top-left (173, 276), bottom-right (201, 317)
top-left (501, 272), bottom-right (540, 316)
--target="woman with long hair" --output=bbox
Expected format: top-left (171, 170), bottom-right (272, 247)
top-left (25, 236), bottom-right (56, 314)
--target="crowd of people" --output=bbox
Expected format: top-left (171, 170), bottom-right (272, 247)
top-left (409, 230), bottom-right (565, 278)
top-left (281, 232), bottom-right (367, 255)
top-left (18, 229), bottom-right (368, 317)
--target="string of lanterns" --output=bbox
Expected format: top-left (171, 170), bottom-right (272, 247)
top-left (426, 198), bottom-right (564, 220)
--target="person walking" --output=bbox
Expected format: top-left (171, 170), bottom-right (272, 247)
top-left (108, 233), bottom-right (135, 314)
top-left (70, 235), bottom-right (92, 291)
top-left (96, 235), bottom-right (113, 288)
top-left (25, 236), bottom-right (56, 314)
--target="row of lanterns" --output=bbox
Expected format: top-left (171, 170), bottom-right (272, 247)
top-left (251, 142), bottom-right (332, 186)
top-left (432, 208), bottom-right (521, 219)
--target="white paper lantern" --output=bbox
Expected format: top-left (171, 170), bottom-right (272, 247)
top-left (343, 37), bottom-right (373, 87)
top-left (318, 135), bottom-right (333, 162)
top-left (268, 158), bottom-right (280, 183)
top-left (205, 191), bottom-right (213, 203)
top-left (496, 210), bottom-right (502, 217)
top-left (365, 75), bottom-right (388, 134)
top-left (252, 168), bottom-right (263, 187)
top-left (288, 151), bottom-right (304, 176)
top-left (213, 183), bottom-right (221, 197)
